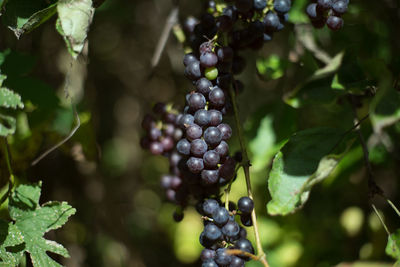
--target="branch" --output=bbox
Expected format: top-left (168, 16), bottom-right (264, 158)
top-left (229, 85), bottom-right (269, 267)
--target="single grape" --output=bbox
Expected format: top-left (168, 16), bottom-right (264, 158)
top-left (212, 207), bottom-right (230, 226)
top-left (306, 3), bottom-right (319, 20)
top-left (217, 46), bottom-right (234, 62)
top-left (185, 60), bottom-right (202, 80)
top-left (186, 124), bottom-right (203, 140)
top-left (215, 248), bottom-right (232, 266)
top-left (264, 11), bottom-right (281, 32)
top-left (214, 140), bottom-right (229, 157)
top-left (204, 127), bottom-right (222, 146)
top-left (196, 78), bottom-right (213, 95)
top-left (317, 0), bottom-right (332, 10)
top-left (177, 139), bottom-right (191, 155)
top-left (208, 110), bottom-right (223, 126)
top-left (219, 157), bottom-right (236, 180)
top-left (201, 169), bottom-right (219, 185)
top-left (160, 175), bottom-right (172, 189)
top-left (253, 0), bottom-right (267, 10)
top-left (234, 238), bottom-right (254, 255)
top-left (222, 221), bottom-right (240, 237)
top-left (238, 197), bottom-right (254, 215)
top-left (230, 256), bottom-right (245, 267)
top-left (203, 199), bottom-right (220, 216)
top-left (203, 150), bottom-right (220, 168)
top-left (187, 157), bottom-right (204, 173)
top-left (194, 109), bottom-right (211, 127)
top-left (191, 139), bottom-right (208, 157)
top-left (170, 176), bottom-right (182, 189)
top-left (179, 114), bottom-right (194, 128)
top-left (274, 0), bottom-right (291, 13)
top-left (201, 260), bottom-right (218, 267)
top-left (217, 123), bottom-right (232, 140)
top-left (327, 15), bottom-right (343, 31)
top-left (149, 127), bottom-right (162, 141)
top-left (150, 142), bottom-right (163, 155)
top-left (199, 41), bottom-right (214, 54)
top-left (188, 93), bottom-right (206, 111)
top-left (183, 17), bottom-right (199, 33)
top-left (201, 249), bottom-right (216, 261)
top-left (161, 136), bottom-right (174, 151)
top-left (183, 53), bottom-right (198, 67)
top-left (263, 32), bottom-right (273, 42)
top-left (209, 87), bottom-right (225, 108)
top-left (204, 224), bottom-right (222, 241)
top-left (173, 211), bottom-right (184, 222)
top-left (332, 0), bottom-right (347, 14)
top-left (200, 52), bottom-right (218, 68)
top-left (240, 214), bottom-right (253, 227)
top-left (205, 67), bottom-right (219, 80)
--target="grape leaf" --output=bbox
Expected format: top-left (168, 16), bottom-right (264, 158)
top-left (267, 127), bottom-right (353, 216)
top-left (7, 182), bottom-right (76, 267)
top-left (2, 0), bottom-right (57, 38)
top-left (57, 0), bottom-right (95, 59)
top-left (0, 86), bottom-right (24, 109)
top-left (0, 220), bottom-right (25, 267)
top-left (386, 229), bottom-right (400, 263)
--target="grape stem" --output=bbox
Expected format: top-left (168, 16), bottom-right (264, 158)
top-left (0, 138), bottom-right (14, 205)
top-left (229, 85), bottom-right (269, 267)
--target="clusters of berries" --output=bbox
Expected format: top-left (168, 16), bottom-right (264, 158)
top-left (199, 198), bottom-right (255, 267)
top-left (306, 0), bottom-right (349, 31)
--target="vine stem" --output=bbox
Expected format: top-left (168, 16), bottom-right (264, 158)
top-left (0, 137), bottom-right (14, 205)
top-left (229, 86), bottom-right (269, 267)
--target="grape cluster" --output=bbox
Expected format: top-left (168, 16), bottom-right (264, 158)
top-left (199, 198), bottom-right (255, 267)
top-left (306, 0), bottom-right (349, 31)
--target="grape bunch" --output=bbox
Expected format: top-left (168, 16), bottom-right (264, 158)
top-left (199, 198), bottom-right (255, 267)
top-left (306, 0), bottom-right (349, 31)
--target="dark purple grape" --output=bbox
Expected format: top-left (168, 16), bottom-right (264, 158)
top-left (186, 124), bottom-right (203, 140)
top-left (209, 87), bottom-right (225, 108)
top-left (201, 260), bottom-right (218, 267)
top-left (200, 41), bottom-right (214, 54)
top-left (201, 170), bottom-right (219, 185)
top-left (274, 0), bottom-right (291, 14)
top-left (201, 249), bottom-right (216, 261)
top-left (317, 0), bottom-right (332, 10)
top-left (161, 136), bottom-right (174, 151)
top-left (219, 157), bottom-right (236, 181)
top-left (332, 0), bottom-right (347, 14)
top-left (214, 141), bottom-right (229, 157)
top-left (190, 139), bottom-right (208, 157)
top-left (306, 3), bottom-right (319, 20)
top-left (253, 0), bottom-right (267, 10)
top-left (166, 189), bottom-right (176, 202)
top-left (215, 248), bottom-right (232, 266)
top-left (264, 11), bottom-right (280, 32)
top-left (203, 199), bottom-right (220, 216)
top-left (208, 110), bottom-right (223, 126)
top-left (240, 214), bottom-right (253, 226)
top-left (230, 256), bottom-right (245, 267)
top-left (185, 60), bottom-right (202, 80)
top-left (160, 174), bottom-right (172, 189)
top-left (194, 109), bottom-right (211, 127)
top-left (173, 211), bottom-right (184, 222)
top-left (204, 224), bottom-right (222, 241)
top-left (153, 102), bottom-right (166, 114)
top-left (183, 53), bottom-right (198, 67)
top-left (196, 78), bottom-right (213, 95)
top-left (200, 52), bottom-right (218, 68)
top-left (164, 123), bottom-right (175, 136)
top-left (234, 238), bottom-right (254, 255)
top-left (177, 139), bottom-right (191, 155)
top-left (150, 142), bottom-right (163, 155)
top-left (238, 197), bottom-right (254, 215)
top-left (187, 157), bottom-right (204, 173)
top-left (212, 207), bottom-right (230, 226)
top-left (170, 176), bottom-right (182, 189)
top-left (203, 150), bottom-right (220, 168)
top-left (179, 114), bottom-right (194, 128)
top-left (222, 221), bottom-right (240, 237)
top-left (183, 17), bottom-right (199, 33)
top-left (217, 123), bottom-right (232, 140)
top-left (199, 232), bottom-right (215, 248)
top-left (141, 114), bottom-right (154, 130)
top-left (149, 127), bottom-right (162, 141)
top-left (327, 15), bottom-right (343, 31)
top-left (188, 93), bottom-right (206, 111)
top-left (204, 127), bottom-right (222, 146)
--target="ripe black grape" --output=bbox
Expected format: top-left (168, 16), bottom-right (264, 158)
top-left (191, 139), bottom-right (208, 157)
top-left (238, 196), bottom-right (254, 215)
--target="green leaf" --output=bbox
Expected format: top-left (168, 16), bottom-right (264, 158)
top-left (370, 85), bottom-right (400, 134)
top-left (267, 127), bottom-right (352, 216)
top-left (256, 55), bottom-right (288, 81)
top-left (386, 229), bottom-right (400, 262)
top-left (57, 0), bottom-right (95, 59)
top-left (0, 220), bottom-right (25, 267)
top-left (285, 52), bottom-right (345, 108)
top-left (0, 114), bottom-right (16, 137)
top-left (2, 1), bottom-right (57, 38)
top-left (7, 182), bottom-right (76, 267)
top-left (0, 87), bottom-right (24, 109)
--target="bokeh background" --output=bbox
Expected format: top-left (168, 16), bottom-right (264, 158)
top-left (0, 0), bottom-right (399, 266)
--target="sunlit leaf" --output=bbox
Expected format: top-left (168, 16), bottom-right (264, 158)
top-left (386, 229), bottom-right (400, 262)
